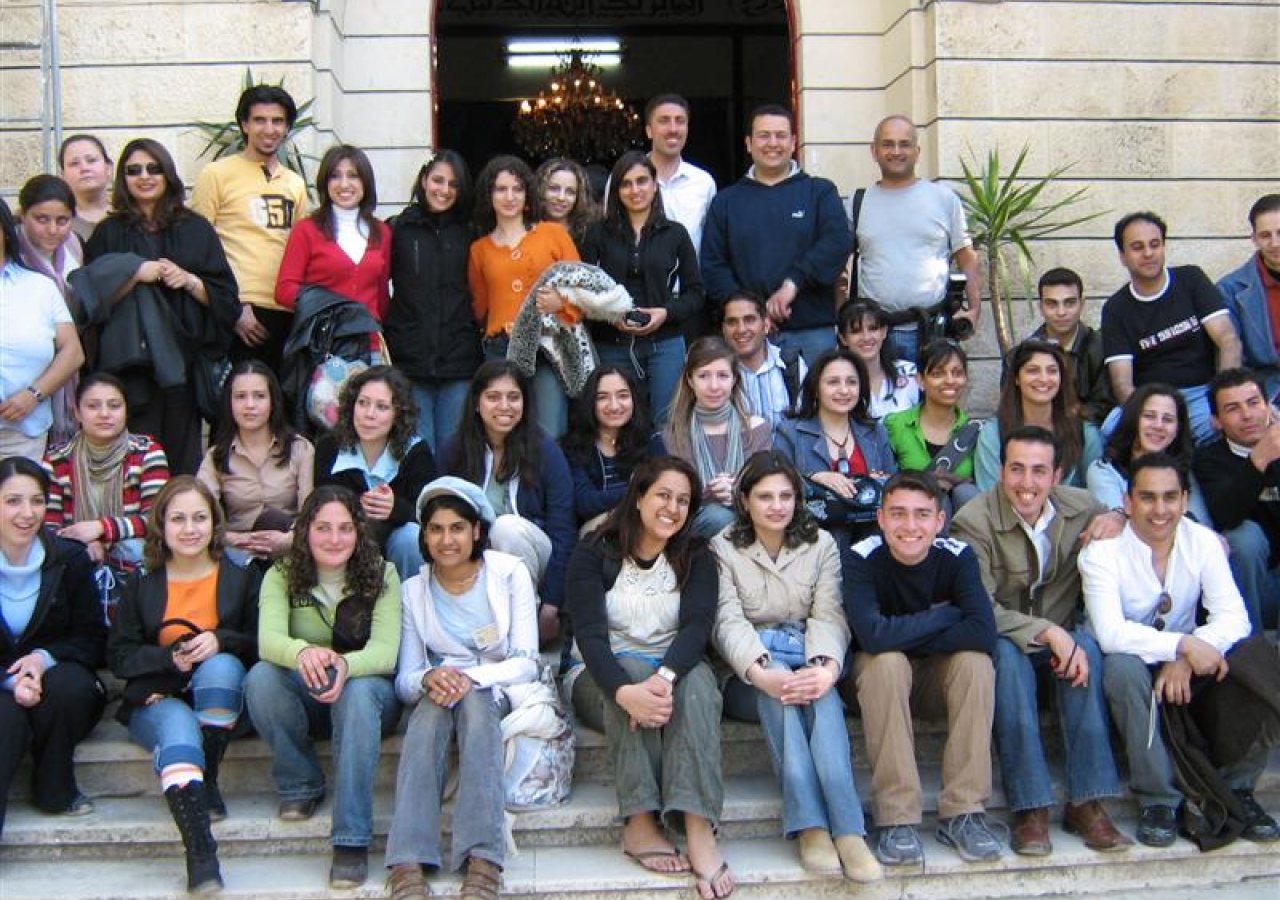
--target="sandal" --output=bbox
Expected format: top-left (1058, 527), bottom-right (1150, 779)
top-left (623, 845), bottom-right (690, 876)
top-left (460, 856), bottom-right (501, 900)
top-left (692, 860), bottom-right (735, 900)
top-left (388, 863), bottom-right (431, 900)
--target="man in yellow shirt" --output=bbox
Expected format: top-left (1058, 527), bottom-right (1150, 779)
top-left (191, 85), bottom-right (308, 372)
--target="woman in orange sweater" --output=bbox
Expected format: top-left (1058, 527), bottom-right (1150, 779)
top-left (467, 155), bottom-right (580, 438)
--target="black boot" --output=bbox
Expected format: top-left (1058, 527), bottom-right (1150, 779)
top-left (200, 727), bottom-right (231, 822)
top-left (164, 782), bottom-right (223, 894)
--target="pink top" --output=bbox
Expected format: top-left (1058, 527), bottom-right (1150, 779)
top-left (275, 216), bottom-right (392, 320)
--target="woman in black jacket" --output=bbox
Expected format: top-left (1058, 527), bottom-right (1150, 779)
top-left (382, 150), bottom-right (482, 454)
top-left (0, 456), bottom-right (106, 838)
top-left (579, 151), bottom-right (703, 427)
top-left (83, 138), bottom-right (240, 475)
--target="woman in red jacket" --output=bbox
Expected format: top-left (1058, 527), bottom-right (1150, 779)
top-left (276, 145), bottom-right (391, 321)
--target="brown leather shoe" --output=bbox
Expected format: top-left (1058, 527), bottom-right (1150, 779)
top-left (1063, 800), bottom-right (1134, 852)
top-left (1011, 807), bottom-right (1052, 856)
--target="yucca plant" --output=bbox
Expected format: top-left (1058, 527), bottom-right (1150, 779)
top-left (958, 145), bottom-right (1104, 354)
top-left (191, 68), bottom-right (316, 199)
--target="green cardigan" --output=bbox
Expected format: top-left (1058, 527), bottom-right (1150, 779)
top-left (258, 560), bottom-right (401, 679)
top-left (883, 404), bottom-right (975, 480)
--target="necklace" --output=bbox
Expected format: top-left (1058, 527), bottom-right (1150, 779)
top-left (434, 564), bottom-right (480, 592)
top-left (823, 426), bottom-right (852, 454)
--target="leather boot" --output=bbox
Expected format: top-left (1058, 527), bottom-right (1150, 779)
top-left (200, 727), bottom-right (231, 822)
top-left (164, 782), bottom-right (223, 894)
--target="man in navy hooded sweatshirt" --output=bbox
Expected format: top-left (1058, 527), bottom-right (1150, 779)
top-left (701, 104), bottom-right (849, 367)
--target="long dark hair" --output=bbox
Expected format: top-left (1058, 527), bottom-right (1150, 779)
top-left (110, 138), bottom-right (188, 230)
top-left (998, 339), bottom-right (1083, 476)
top-left (0, 198), bottom-right (26, 268)
top-left (602, 151), bottom-right (665, 237)
top-left (561, 365), bottom-right (652, 469)
top-left (838, 300), bottom-right (898, 377)
top-left (409, 149), bottom-right (472, 223)
top-left (473, 155), bottom-right (536, 232)
top-left (210, 361), bottom-right (299, 473)
top-left (918, 338), bottom-right (969, 411)
top-left (448, 360), bottom-right (541, 488)
top-left (310, 144), bottom-right (382, 247)
top-left (142, 476), bottom-right (224, 572)
top-left (1105, 382), bottom-right (1193, 472)
top-left (726, 450), bottom-right (819, 549)
top-left (592, 455), bottom-right (704, 587)
top-left (794, 348), bottom-right (873, 424)
top-left (282, 485), bottom-right (386, 608)
top-left (331, 366), bottom-right (418, 461)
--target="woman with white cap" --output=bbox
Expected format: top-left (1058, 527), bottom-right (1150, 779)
top-left (385, 476), bottom-right (539, 900)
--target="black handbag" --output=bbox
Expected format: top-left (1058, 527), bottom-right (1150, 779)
top-left (120, 617), bottom-right (203, 708)
top-left (803, 474), bottom-right (884, 528)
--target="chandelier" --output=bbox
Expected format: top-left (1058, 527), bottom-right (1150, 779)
top-left (513, 50), bottom-right (643, 164)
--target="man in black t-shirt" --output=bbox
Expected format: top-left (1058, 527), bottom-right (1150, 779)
top-left (1101, 211), bottom-right (1242, 445)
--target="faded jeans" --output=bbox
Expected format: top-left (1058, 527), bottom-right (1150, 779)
top-left (128, 653), bottom-right (246, 773)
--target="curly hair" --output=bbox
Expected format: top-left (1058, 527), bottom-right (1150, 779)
top-left (591, 455), bottom-right (704, 587)
top-left (330, 366), bottom-right (419, 461)
top-left (793, 348), bottom-right (874, 425)
top-left (110, 138), bottom-right (189, 231)
top-left (998, 339), bottom-right (1084, 477)
top-left (534, 157), bottom-right (598, 242)
top-left (725, 450), bottom-right (819, 549)
top-left (210, 360), bottom-right (299, 473)
top-left (473, 155), bottom-right (536, 233)
top-left (143, 476), bottom-right (224, 572)
top-left (560, 365), bottom-right (652, 470)
top-left (1104, 382), bottom-right (1193, 473)
top-left (281, 485), bottom-right (386, 609)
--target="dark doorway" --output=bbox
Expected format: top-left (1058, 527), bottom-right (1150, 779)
top-left (433, 0), bottom-right (791, 190)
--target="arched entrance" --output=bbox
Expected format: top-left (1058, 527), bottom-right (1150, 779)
top-left (430, 0), bottom-right (793, 187)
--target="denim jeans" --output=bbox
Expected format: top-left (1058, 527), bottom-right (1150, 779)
top-left (244, 661), bottom-right (400, 847)
top-left (1222, 519), bottom-right (1280, 635)
top-left (483, 335), bottom-right (568, 439)
top-left (595, 334), bottom-right (686, 425)
top-left (128, 653), bottom-right (246, 773)
top-left (727, 664), bottom-right (866, 838)
top-left (889, 326), bottom-right (920, 366)
top-left (410, 380), bottom-right (470, 455)
top-left (1179, 383), bottom-right (1216, 447)
top-left (384, 522), bottom-right (424, 583)
top-left (992, 635), bottom-right (1120, 811)
top-left (774, 326), bottom-right (837, 371)
top-left (385, 689), bottom-right (507, 873)
top-left (691, 502), bottom-right (735, 539)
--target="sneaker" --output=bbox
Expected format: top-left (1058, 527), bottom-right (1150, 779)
top-left (59, 794), bottom-right (94, 817)
top-left (1135, 804), bottom-right (1177, 848)
top-left (874, 824), bottom-right (923, 866)
top-left (1234, 790), bottom-right (1280, 843)
top-left (936, 812), bottom-right (1007, 862)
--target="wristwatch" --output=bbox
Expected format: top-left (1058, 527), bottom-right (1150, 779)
top-left (26, 385), bottom-right (46, 402)
top-left (656, 665), bottom-right (678, 686)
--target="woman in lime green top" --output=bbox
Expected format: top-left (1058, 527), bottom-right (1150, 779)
top-left (884, 339), bottom-right (980, 518)
top-left (244, 484), bottom-right (402, 890)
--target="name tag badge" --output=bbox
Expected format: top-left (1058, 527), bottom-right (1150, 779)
top-left (473, 622), bottom-right (499, 647)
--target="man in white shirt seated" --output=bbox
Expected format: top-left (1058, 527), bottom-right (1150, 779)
top-left (720, 289), bottom-right (805, 429)
top-left (1079, 453), bottom-right (1279, 848)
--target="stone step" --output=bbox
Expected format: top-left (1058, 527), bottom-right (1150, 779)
top-left (1, 817), bottom-right (1276, 900)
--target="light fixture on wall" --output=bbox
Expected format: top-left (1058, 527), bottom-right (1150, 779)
top-left (512, 45), bottom-right (642, 164)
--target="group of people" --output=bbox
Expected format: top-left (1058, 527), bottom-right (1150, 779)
top-left (2, 78), bottom-right (1280, 900)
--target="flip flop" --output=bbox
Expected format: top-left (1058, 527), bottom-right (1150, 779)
top-left (692, 860), bottom-right (735, 899)
top-left (623, 846), bottom-right (690, 876)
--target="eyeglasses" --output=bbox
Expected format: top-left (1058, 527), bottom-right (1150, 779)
top-left (1151, 591), bottom-right (1172, 631)
top-left (124, 163), bottom-right (163, 177)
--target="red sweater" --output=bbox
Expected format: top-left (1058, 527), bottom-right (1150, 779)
top-left (275, 216), bottom-right (392, 320)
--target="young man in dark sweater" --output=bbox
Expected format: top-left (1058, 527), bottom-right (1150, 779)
top-left (842, 471), bottom-right (1000, 866)
top-left (1193, 367), bottom-right (1280, 635)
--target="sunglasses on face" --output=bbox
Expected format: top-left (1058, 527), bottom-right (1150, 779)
top-left (1152, 591), bottom-right (1173, 631)
top-left (124, 163), bottom-right (163, 177)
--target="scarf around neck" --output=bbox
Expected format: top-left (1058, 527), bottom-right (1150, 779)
top-left (691, 403), bottom-right (744, 485)
top-left (70, 431), bottom-right (130, 522)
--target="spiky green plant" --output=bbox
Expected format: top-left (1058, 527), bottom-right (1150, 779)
top-left (191, 68), bottom-right (316, 199)
top-left (957, 145), bottom-right (1104, 354)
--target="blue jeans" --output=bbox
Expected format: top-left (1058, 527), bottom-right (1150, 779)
top-left (774, 326), bottom-right (837, 371)
top-left (244, 661), bottom-right (400, 848)
top-left (1179, 383), bottom-right (1217, 447)
top-left (128, 653), bottom-right (246, 773)
top-left (410, 380), bottom-right (470, 455)
top-left (691, 502), bottom-right (735, 539)
top-left (385, 689), bottom-right (507, 872)
top-left (1222, 519), bottom-right (1280, 634)
top-left (889, 326), bottom-right (920, 366)
top-left (595, 334), bottom-right (686, 425)
top-left (992, 635), bottom-right (1120, 811)
top-left (483, 335), bottom-right (568, 439)
top-left (747, 663), bottom-right (866, 838)
top-left (385, 522), bottom-right (424, 583)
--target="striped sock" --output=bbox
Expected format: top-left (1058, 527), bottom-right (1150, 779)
top-left (159, 763), bottom-right (204, 793)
